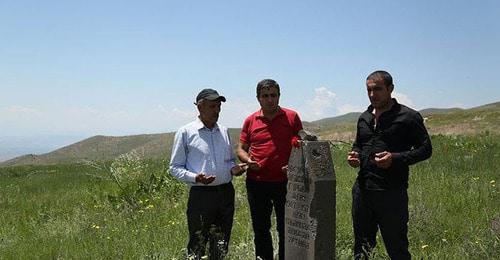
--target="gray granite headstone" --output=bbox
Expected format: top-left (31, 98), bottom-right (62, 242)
top-left (285, 141), bottom-right (336, 260)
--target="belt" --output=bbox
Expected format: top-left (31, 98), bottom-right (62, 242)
top-left (190, 182), bottom-right (232, 191)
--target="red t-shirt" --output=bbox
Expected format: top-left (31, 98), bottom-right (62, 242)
top-left (240, 107), bottom-right (303, 182)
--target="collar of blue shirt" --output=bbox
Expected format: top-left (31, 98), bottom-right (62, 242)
top-left (194, 117), bottom-right (220, 132)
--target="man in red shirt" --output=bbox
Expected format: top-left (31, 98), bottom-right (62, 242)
top-left (237, 79), bottom-right (303, 260)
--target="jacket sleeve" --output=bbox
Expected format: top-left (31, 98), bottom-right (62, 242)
top-left (392, 112), bottom-right (432, 166)
top-left (352, 118), bottom-right (362, 153)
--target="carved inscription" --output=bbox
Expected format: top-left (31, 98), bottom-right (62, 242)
top-left (285, 141), bottom-right (336, 259)
top-left (285, 144), bottom-right (312, 251)
top-left (289, 182), bottom-right (307, 193)
top-left (287, 235), bottom-right (309, 249)
top-left (285, 192), bottom-right (311, 250)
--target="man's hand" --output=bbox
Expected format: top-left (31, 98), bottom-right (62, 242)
top-left (247, 156), bottom-right (261, 171)
top-left (347, 151), bottom-right (360, 168)
top-left (281, 165), bottom-right (288, 174)
top-left (374, 151), bottom-right (392, 169)
top-left (195, 173), bottom-right (216, 185)
top-left (231, 163), bottom-right (248, 176)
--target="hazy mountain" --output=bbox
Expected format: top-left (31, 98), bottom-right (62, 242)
top-left (419, 108), bottom-right (463, 116)
top-left (0, 133), bottom-right (174, 167)
top-left (469, 101), bottom-right (500, 111)
top-left (1, 101), bottom-right (499, 167)
top-left (308, 112), bottom-right (361, 127)
top-left (0, 130), bottom-right (242, 167)
top-left (0, 135), bottom-right (84, 162)
top-left (422, 101), bottom-right (500, 135)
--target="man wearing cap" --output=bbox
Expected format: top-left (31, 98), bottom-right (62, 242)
top-left (170, 88), bottom-right (246, 259)
top-left (237, 79), bottom-right (303, 260)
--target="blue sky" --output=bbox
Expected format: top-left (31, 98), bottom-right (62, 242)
top-left (1, 0), bottom-right (499, 139)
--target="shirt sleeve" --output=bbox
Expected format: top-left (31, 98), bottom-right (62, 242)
top-left (240, 117), bottom-right (250, 144)
top-left (169, 128), bottom-right (197, 184)
top-left (392, 112), bottom-right (432, 166)
top-left (293, 112), bottom-right (303, 134)
top-left (227, 129), bottom-right (237, 168)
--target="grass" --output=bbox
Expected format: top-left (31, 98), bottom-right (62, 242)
top-left (0, 134), bottom-right (499, 259)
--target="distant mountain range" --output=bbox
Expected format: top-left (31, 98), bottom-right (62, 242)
top-left (1, 101), bottom-right (499, 167)
top-left (0, 135), bottom-right (85, 162)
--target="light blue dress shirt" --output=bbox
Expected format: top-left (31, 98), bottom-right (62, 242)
top-left (169, 118), bottom-right (236, 186)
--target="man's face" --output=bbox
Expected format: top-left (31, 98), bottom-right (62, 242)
top-left (366, 77), bottom-right (393, 109)
top-left (198, 100), bottom-right (221, 127)
top-left (257, 86), bottom-right (280, 112)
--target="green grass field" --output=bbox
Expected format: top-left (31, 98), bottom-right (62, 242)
top-left (1, 134), bottom-right (499, 259)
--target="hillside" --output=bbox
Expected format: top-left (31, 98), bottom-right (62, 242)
top-left (309, 112), bottom-right (361, 126)
top-left (419, 107), bottom-right (463, 116)
top-left (1, 101), bottom-right (499, 167)
top-left (0, 133), bottom-right (175, 167)
top-left (0, 129), bottom-right (242, 167)
top-left (424, 101), bottom-right (500, 135)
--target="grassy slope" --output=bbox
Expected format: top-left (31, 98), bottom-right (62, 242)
top-left (425, 102), bottom-right (500, 135)
top-left (0, 135), bottom-right (499, 259)
top-left (1, 133), bottom-right (175, 167)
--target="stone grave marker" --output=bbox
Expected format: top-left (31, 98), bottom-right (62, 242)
top-left (285, 141), bottom-right (336, 259)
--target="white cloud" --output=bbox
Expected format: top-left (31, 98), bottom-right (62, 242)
top-left (219, 98), bottom-right (258, 128)
top-left (3, 105), bottom-right (41, 116)
top-left (300, 87), bottom-right (337, 121)
top-left (65, 106), bottom-right (100, 117)
top-left (1, 105), bottom-right (45, 136)
top-left (337, 104), bottom-right (364, 115)
top-left (51, 106), bottom-right (130, 135)
top-left (392, 92), bottom-right (414, 107)
top-left (169, 106), bottom-right (196, 120)
top-left (157, 104), bottom-right (197, 122)
top-left (450, 102), bottom-right (466, 109)
top-left (155, 99), bottom-right (257, 130)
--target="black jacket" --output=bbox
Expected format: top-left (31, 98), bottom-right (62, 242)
top-left (352, 99), bottom-right (432, 190)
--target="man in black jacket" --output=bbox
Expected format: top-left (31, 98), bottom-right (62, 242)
top-left (347, 70), bottom-right (432, 259)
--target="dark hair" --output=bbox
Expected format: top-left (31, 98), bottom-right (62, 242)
top-left (367, 70), bottom-right (393, 87)
top-left (256, 79), bottom-right (280, 97)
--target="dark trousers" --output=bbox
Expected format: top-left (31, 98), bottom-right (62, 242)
top-left (187, 183), bottom-right (235, 260)
top-left (246, 179), bottom-right (287, 260)
top-left (352, 181), bottom-right (410, 260)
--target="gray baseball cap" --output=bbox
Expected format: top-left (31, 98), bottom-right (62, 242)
top-left (195, 88), bottom-right (226, 103)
